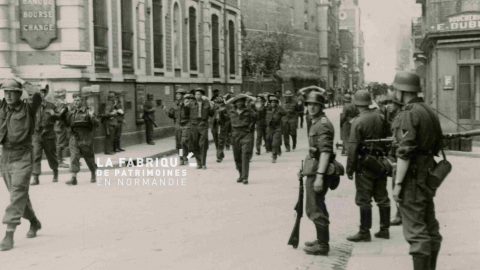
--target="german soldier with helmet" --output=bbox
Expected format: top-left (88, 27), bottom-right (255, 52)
top-left (266, 94), bottom-right (285, 163)
top-left (282, 90), bottom-right (300, 152)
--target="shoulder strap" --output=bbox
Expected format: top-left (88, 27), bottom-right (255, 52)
top-left (418, 103), bottom-right (446, 160)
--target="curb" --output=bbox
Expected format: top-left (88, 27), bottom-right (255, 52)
top-left (445, 150), bottom-right (480, 159)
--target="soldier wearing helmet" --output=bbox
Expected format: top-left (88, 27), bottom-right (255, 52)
top-left (0, 78), bottom-right (43, 251)
top-left (100, 92), bottom-right (118, 154)
top-left (113, 92), bottom-right (125, 152)
top-left (281, 90), bottom-right (300, 152)
top-left (391, 71), bottom-right (443, 269)
top-left (254, 94), bottom-right (268, 155)
top-left (54, 89), bottom-right (70, 168)
top-left (265, 94), bottom-right (286, 163)
top-left (340, 93), bottom-right (359, 156)
top-left (211, 95), bottom-right (229, 163)
top-left (346, 89), bottom-right (391, 243)
top-left (301, 88), bottom-right (334, 256)
top-left (143, 93), bottom-right (156, 145)
top-left (167, 88), bottom-right (189, 165)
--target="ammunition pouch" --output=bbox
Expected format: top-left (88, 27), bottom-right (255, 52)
top-left (325, 159), bottom-right (345, 190)
top-left (361, 154), bottom-right (388, 177)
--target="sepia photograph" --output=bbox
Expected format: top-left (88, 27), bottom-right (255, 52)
top-left (0, 0), bottom-right (479, 269)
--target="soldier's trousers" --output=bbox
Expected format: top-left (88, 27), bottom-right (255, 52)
top-left (354, 172), bottom-right (390, 208)
top-left (175, 126), bottom-right (183, 150)
top-left (32, 134), bottom-right (58, 176)
top-left (255, 125), bottom-right (267, 153)
top-left (113, 123), bottom-right (123, 149)
top-left (399, 169), bottom-right (442, 256)
top-left (266, 127), bottom-right (282, 158)
top-left (282, 119), bottom-right (298, 150)
top-left (55, 129), bottom-right (69, 163)
top-left (69, 135), bottom-right (97, 174)
top-left (145, 121), bottom-right (154, 143)
top-left (298, 114), bottom-right (304, 128)
top-left (104, 125), bottom-right (116, 153)
top-left (180, 126), bottom-right (190, 160)
top-left (305, 175), bottom-right (330, 228)
top-left (232, 130), bottom-right (253, 180)
top-left (212, 124), bottom-right (226, 160)
top-left (190, 125), bottom-right (209, 166)
top-left (1, 148), bottom-right (38, 227)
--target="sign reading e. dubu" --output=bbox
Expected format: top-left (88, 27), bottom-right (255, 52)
top-left (430, 12), bottom-right (480, 32)
top-left (20, 0), bottom-right (57, 50)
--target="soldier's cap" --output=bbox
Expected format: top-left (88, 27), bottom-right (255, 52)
top-left (176, 88), bottom-right (187, 95)
top-left (214, 96), bottom-right (225, 103)
top-left (184, 93), bottom-right (195, 99)
top-left (0, 78), bottom-right (24, 92)
top-left (283, 90), bottom-right (294, 97)
top-left (194, 88), bottom-right (205, 94)
top-left (231, 94), bottom-right (249, 103)
top-left (269, 95), bottom-right (279, 102)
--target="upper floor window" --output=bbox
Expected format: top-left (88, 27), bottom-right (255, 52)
top-left (212, 14), bottom-right (220, 78)
top-left (228, 20), bottom-right (235, 75)
top-left (189, 7), bottom-right (198, 71)
top-left (93, 0), bottom-right (108, 71)
top-left (173, 2), bottom-right (182, 69)
top-left (153, 0), bottom-right (164, 69)
top-left (121, 0), bottom-right (134, 73)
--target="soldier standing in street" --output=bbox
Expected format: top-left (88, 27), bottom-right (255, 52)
top-left (254, 95), bottom-right (267, 155)
top-left (65, 90), bottom-right (99, 185)
top-left (281, 90), bottom-right (299, 152)
top-left (302, 88), bottom-right (334, 256)
top-left (143, 93), bottom-right (156, 145)
top-left (168, 89), bottom-right (188, 164)
top-left (266, 95), bottom-right (285, 163)
top-left (188, 88), bottom-right (213, 169)
top-left (31, 83), bottom-right (60, 185)
top-left (391, 71), bottom-right (443, 270)
top-left (223, 93), bottom-right (233, 151)
top-left (0, 78), bottom-right (43, 251)
top-left (54, 89), bottom-right (70, 168)
top-left (346, 90), bottom-right (391, 242)
top-left (340, 94), bottom-right (359, 156)
top-left (113, 92), bottom-right (125, 152)
top-left (211, 96), bottom-right (229, 163)
top-left (296, 95), bottom-right (305, 129)
top-left (227, 94), bottom-right (256, 184)
top-left (101, 92), bottom-right (118, 154)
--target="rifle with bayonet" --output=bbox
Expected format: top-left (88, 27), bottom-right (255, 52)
top-left (288, 160), bottom-right (304, 249)
top-left (364, 129), bottom-right (480, 144)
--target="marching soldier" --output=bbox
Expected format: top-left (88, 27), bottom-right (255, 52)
top-left (113, 92), bottom-right (125, 152)
top-left (188, 88), bottom-right (213, 169)
top-left (302, 88), bottom-right (334, 256)
top-left (266, 95), bottom-right (285, 163)
top-left (168, 89), bottom-right (188, 164)
top-left (223, 93), bottom-right (233, 151)
top-left (254, 95), bottom-right (267, 155)
top-left (391, 71), bottom-right (443, 270)
top-left (0, 78), bottom-right (43, 251)
top-left (143, 93), bottom-right (156, 145)
top-left (340, 94), bottom-right (359, 155)
top-left (227, 94), bottom-right (256, 184)
top-left (54, 89), bottom-right (70, 168)
top-left (346, 90), bottom-right (391, 242)
top-left (100, 92), bottom-right (118, 154)
top-left (281, 90), bottom-right (299, 152)
top-left (211, 96), bottom-right (229, 163)
top-left (65, 90), bottom-right (99, 185)
top-left (31, 82), bottom-right (60, 185)
top-left (296, 95), bottom-right (305, 129)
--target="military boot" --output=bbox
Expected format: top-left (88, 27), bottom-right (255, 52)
top-left (30, 175), bottom-right (40, 186)
top-left (304, 226), bottom-right (329, 256)
top-left (52, 169), bottom-right (59, 183)
top-left (391, 208), bottom-right (402, 226)
top-left (412, 255), bottom-right (430, 270)
top-left (90, 171), bottom-right (96, 183)
top-left (0, 231), bottom-right (14, 251)
top-left (66, 176), bottom-right (78, 186)
top-left (374, 207), bottom-right (390, 239)
top-left (431, 250), bottom-right (439, 270)
top-left (26, 219), bottom-right (42, 238)
top-left (347, 208), bottom-right (372, 242)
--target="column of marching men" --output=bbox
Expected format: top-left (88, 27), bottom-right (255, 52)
top-left (0, 72), bottom-right (444, 270)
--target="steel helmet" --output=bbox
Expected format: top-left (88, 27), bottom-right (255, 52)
top-left (305, 91), bottom-right (326, 105)
top-left (343, 93), bottom-right (352, 102)
top-left (392, 71), bottom-right (421, 92)
top-left (284, 90), bottom-right (294, 97)
top-left (176, 88), bottom-right (187, 95)
top-left (0, 78), bottom-right (23, 92)
top-left (353, 90), bottom-right (372, 106)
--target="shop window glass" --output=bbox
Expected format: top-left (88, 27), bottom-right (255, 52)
top-left (460, 49), bottom-right (471, 60)
top-left (459, 66), bottom-right (471, 119)
top-left (229, 20), bottom-right (235, 75)
top-left (121, 0), bottom-right (134, 73)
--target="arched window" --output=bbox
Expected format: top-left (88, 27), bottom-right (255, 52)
top-left (211, 14), bottom-right (220, 78)
top-left (228, 20), bottom-right (235, 75)
top-left (153, 0), bottom-right (164, 69)
top-left (173, 2), bottom-right (181, 69)
top-left (189, 7), bottom-right (197, 71)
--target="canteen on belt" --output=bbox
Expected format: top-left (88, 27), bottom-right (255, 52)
top-left (427, 159), bottom-right (452, 190)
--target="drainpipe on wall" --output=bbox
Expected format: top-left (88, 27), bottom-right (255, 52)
top-left (223, 0), bottom-right (229, 93)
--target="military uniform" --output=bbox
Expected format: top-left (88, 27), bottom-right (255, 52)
top-left (211, 99), bottom-right (229, 162)
top-left (113, 94), bottom-right (125, 152)
top-left (281, 98), bottom-right (300, 151)
top-left (0, 79), bottom-right (42, 251)
top-left (101, 95), bottom-right (118, 154)
top-left (340, 101), bottom-right (359, 155)
top-left (346, 106), bottom-right (390, 242)
top-left (254, 102), bottom-right (267, 154)
top-left (168, 99), bottom-right (190, 163)
top-left (296, 98), bottom-right (305, 129)
top-left (229, 98), bottom-right (256, 184)
top-left (143, 95), bottom-right (156, 144)
top-left (188, 97), bottom-right (213, 169)
top-left (266, 101), bottom-right (285, 162)
top-left (54, 91), bottom-right (70, 168)
top-left (32, 98), bottom-right (60, 184)
top-left (394, 97), bottom-right (442, 266)
top-left (65, 97), bottom-right (99, 184)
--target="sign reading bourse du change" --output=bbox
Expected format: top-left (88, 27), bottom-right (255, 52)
top-left (20, 0), bottom-right (57, 50)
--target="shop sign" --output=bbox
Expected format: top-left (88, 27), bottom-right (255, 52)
top-left (430, 12), bottom-right (480, 33)
top-left (20, 0), bottom-right (57, 49)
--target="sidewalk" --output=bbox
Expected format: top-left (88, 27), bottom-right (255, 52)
top-left (40, 136), bottom-right (178, 175)
top-left (346, 154), bottom-right (480, 270)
